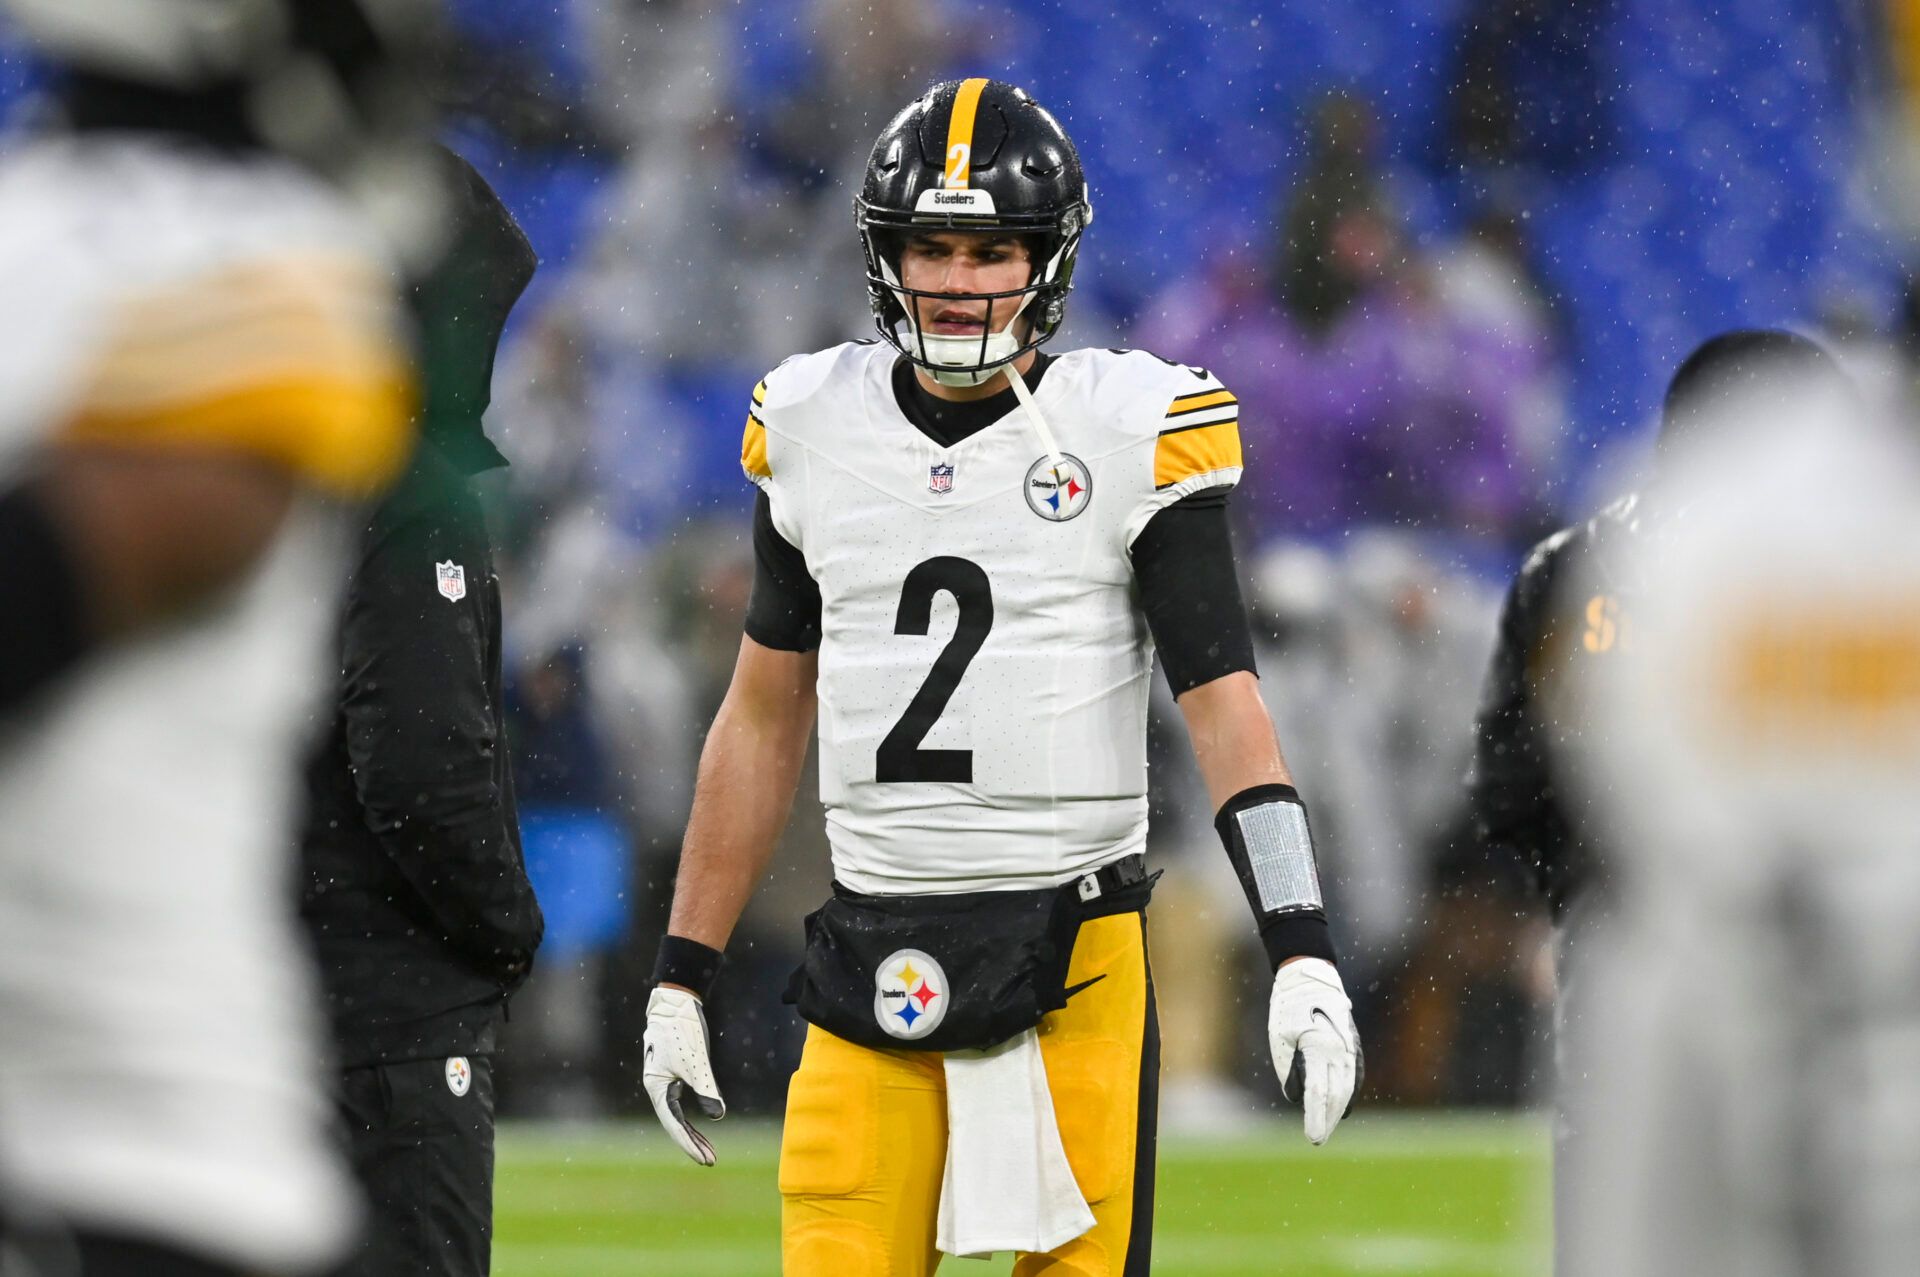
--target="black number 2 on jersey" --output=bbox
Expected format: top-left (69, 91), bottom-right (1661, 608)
top-left (875, 556), bottom-right (992, 783)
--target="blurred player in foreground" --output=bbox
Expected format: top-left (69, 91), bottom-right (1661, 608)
top-left (1471, 330), bottom-right (1850, 923)
top-left (642, 78), bottom-right (1363, 1274)
top-left (301, 149), bottom-right (544, 1277)
top-left (1471, 329), bottom-right (1857, 1273)
top-left (1559, 350), bottom-right (1918, 1276)
top-left (0, 2), bottom-right (436, 1273)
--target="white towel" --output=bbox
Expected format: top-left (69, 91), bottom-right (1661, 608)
top-left (936, 1028), bottom-right (1097, 1260)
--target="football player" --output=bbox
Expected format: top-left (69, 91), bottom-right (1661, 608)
top-left (644, 79), bottom-right (1363, 1274)
top-left (1471, 329), bottom-right (1853, 922)
top-left (1468, 329), bottom-right (1859, 1275)
top-left (1557, 351), bottom-right (1916, 1277)
top-left (0, 2), bottom-right (433, 1273)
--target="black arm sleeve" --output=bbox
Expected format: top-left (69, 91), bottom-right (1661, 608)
top-left (340, 483), bottom-right (540, 976)
top-left (1468, 540), bottom-right (1582, 914)
top-left (1132, 489), bottom-right (1257, 695)
top-left (0, 481), bottom-right (91, 715)
top-left (744, 490), bottom-right (822, 652)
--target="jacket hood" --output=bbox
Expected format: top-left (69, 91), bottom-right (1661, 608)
top-left (412, 147), bottom-right (537, 475)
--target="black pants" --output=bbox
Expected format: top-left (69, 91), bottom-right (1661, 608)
top-left (334, 1056), bottom-right (496, 1277)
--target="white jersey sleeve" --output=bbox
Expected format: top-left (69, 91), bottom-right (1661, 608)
top-left (741, 354), bottom-right (833, 554)
top-left (1115, 358), bottom-right (1244, 549)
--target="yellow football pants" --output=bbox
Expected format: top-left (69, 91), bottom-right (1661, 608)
top-left (779, 911), bottom-right (1159, 1276)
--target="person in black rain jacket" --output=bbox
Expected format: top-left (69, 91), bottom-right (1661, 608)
top-left (300, 150), bottom-right (543, 1277)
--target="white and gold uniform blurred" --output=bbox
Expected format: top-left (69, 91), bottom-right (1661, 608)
top-left (0, 137), bottom-right (412, 1270)
top-left (1564, 390), bottom-right (1920, 1277)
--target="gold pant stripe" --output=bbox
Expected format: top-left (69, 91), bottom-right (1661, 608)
top-left (780, 912), bottom-right (1156, 1276)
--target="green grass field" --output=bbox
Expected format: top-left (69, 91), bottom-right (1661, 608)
top-left (495, 1111), bottom-right (1551, 1275)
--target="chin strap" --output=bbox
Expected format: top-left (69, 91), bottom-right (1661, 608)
top-left (1005, 360), bottom-right (1066, 485)
top-left (925, 362), bottom-right (1002, 389)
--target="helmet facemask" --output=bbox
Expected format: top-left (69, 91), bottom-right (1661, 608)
top-left (857, 204), bottom-right (1087, 387)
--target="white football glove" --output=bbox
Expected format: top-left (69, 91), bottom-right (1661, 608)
top-left (1269, 957), bottom-right (1362, 1145)
top-left (644, 986), bottom-right (726, 1165)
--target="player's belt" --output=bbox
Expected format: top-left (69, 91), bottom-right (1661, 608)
top-left (786, 856), bottom-right (1159, 1053)
top-left (1072, 853), bottom-right (1150, 908)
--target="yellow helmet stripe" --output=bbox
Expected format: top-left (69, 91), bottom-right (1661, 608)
top-left (943, 77), bottom-right (990, 189)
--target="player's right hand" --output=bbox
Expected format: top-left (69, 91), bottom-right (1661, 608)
top-left (643, 985), bottom-right (726, 1165)
top-left (1268, 957), bottom-right (1362, 1146)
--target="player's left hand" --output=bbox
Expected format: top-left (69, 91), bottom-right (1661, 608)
top-left (1268, 957), bottom-right (1362, 1145)
top-left (644, 986), bottom-right (726, 1165)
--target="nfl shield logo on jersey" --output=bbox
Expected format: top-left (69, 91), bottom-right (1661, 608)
top-left (1024, 454), bottom-right (1093, 522)
top-left (435, 561), bottom-right (466, 602)
top-left (874, 949), bottom-right (950, 1040)
top-left (929, 462), bottom-right (955, 494)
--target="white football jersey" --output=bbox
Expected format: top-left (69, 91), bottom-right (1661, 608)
top-left (745, 341), bottom-right (1242, 893)
top-left (0, 136), bottom-right (411, 1269)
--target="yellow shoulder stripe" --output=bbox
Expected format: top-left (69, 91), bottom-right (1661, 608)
top-left (1154, 418), bottom-right (1241, 490)
top-left (68, 375), bottom-right (414, 496)
top-left (61, 255), bottom-right (414, 497)
top-left (752, 380), bottom-right (768, 406)
top-left (1165, 388), bottom-right (1237, 417)
top-left (742, 414), bottom-right (770, 480)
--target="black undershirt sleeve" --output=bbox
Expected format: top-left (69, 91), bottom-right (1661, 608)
top-left (744, 490), bottom-right (823, 652)
top-left (745, 487), bottom-right (1245, 674)
top-left (1132, 488), bottom-right (1258, 696)
top-left (0, 480), bottom-right (93, 715)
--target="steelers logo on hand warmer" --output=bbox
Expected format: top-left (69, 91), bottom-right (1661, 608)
top-left (874, 949), bottom-right (950, 1040)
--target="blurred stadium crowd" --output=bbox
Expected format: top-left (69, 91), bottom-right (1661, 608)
top-left (13, 0), bottom-right (1915, 1123)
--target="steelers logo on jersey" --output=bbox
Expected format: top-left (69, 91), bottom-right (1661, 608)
top-left (874, 948), bottom-right (949, 1040)
top-left (1024, 453), bottom-right (1093, 522)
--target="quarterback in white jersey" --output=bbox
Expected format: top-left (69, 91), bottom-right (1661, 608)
top-left (644, 79), bottom-right (1364, 1275)
top-left (0, 4), bottom-right (427, 1273)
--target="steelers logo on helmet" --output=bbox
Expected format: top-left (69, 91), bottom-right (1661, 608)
top-left (1025, 453), bottom-right (1093, 522)
top-left (874, 948), bottom-right (950, 1041)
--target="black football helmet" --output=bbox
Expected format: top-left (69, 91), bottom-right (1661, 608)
top-left (855, 78), bottom-right (1093, 384)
